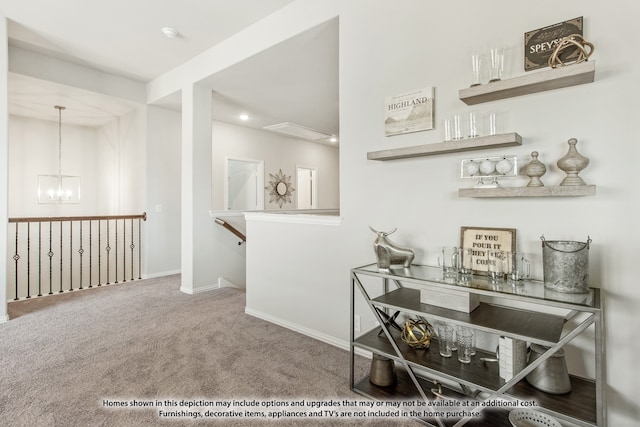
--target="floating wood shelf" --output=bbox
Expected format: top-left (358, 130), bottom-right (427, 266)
top-left (459, 185), bottom-right (596, 198)
top-left (459, 61), bottom-right (596, 105)
top-left (367, 132), bottom-right (522, 161)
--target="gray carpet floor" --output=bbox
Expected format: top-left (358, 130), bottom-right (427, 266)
top-left (0, 275), bottom-right (420, 426)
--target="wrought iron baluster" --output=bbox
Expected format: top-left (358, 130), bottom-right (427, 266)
top-left (48, 221), bottom-right (53, 295)
top-left (69, 220), bottom-right (73, 291)
top-left (89, 221), bottom-right (93, 288)
top-left (138, 217), bottom-right (142, 279)
top-left (13, 223), bottom-right (20, 300)
top-left (59, 221), bottom-right (63, 293)
top-left (38, 222), bottom-right (42, 297)
top-left (98, 220), bottom-right (102, 286)
top-left (106, 220), bottom-right (111, 285)
top-left (130, 218), bottom-right (134, 281)
top-left (122, 219), bottom-right (127, 282)
top-left (114, 219), bottom-right (119, 284)
top-left (26, 223), bottom-right (32, 298)
top-left (78, 221), bottom-right (84, 289)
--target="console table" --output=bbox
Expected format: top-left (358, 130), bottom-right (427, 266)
top-left (350, 263), bottom-right (604, 427)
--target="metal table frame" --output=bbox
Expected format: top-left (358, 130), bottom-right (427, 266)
top-left (349, 263), bottom-right (605, 427)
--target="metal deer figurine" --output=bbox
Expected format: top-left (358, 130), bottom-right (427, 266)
top-left (369, 226), bottom-right (415, 270)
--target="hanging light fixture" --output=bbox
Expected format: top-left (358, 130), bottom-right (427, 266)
top-left (37, 105), bottom-right (81, 204)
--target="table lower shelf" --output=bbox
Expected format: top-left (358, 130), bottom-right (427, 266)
top-left (354, 328), bottom-right (597, 425)
top-left (353, 369), bottom-right (511, 427)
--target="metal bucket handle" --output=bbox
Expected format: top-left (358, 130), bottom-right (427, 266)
top-left (540, 235), bottom-right (592, 253)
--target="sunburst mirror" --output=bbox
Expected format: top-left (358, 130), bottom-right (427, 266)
top-left (266, 169), bottom-right (295, 208)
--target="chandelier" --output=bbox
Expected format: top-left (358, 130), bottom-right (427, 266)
top-left (38, 106), bottom-right (81, 204)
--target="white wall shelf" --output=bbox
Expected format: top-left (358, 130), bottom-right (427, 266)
top-left (459, 61), bottom-right (596, 105)
top-left (459, 185), bottom-right (596, 198)
top-left (367, 132), bottom-right (522, 161)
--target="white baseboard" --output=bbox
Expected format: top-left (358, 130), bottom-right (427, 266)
top-left (179, 283), bottom-right (218, 295)
top-left (0, 315), bottom-right (9, 324)
top-left (218, 277), bottom-right (245, 290)
top-left (144, 269), bottom-right (181, 279)
top-left (244, 307), bottom-right (349, 351)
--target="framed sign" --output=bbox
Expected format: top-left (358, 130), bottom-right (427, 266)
top-left (524, 17), bottom-right (583, 71)
top-left (385, 87), bottom-right (434, 137)
top-left (461, 226), bottom-right (516, 275)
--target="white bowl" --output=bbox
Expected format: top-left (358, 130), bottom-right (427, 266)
top-left (508, 409), bottom-right (562, 427)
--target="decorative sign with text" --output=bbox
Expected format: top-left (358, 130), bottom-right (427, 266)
top-left (524, 17), bottom-right (583, 71)
top-left (461, 227), bottom-right (516, 275)
top-left (384, 87), bottom-right (434, 136)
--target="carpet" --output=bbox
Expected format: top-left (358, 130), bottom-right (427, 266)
top-left (0, 275), bottom-right (420, 426)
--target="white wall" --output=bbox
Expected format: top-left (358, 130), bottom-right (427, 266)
top-left (1, 15), bottom-right (9, 322)
top-left (144, 105), bottom-right (181, 277)
top-left (239, 1), bottom-right (640, 425)
top-left (8, 110), bottom-right (146, 217)
top-left (97, 107), bottom-right (147, 214)
top-left (9, 116), bottom-right (105, 216)
top-left (211, 120), bottom-right (339, 211)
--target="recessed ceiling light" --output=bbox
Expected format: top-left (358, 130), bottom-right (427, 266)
top-left (239, 114), bottom-right (249, 121)
top-left (162, 27), bottom-right (178, 38)
top-left (329, 137), bottom-right (338, 143)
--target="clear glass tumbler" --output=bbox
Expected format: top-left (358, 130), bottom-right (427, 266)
top-left (438, 324), bottom-right (454, 358)
top-left (457, 328), bottom-right (474, 364)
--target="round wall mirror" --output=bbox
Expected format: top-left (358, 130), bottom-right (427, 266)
top-left (276, 182), bottom-right (288, 196)
top-left (266, 169), bottom-right (295, 208)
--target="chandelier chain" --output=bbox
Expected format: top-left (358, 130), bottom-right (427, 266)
top-left (55, 105), bottom-right (66, 178)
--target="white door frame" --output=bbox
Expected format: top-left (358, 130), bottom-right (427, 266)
top-left (224, 156), bottom-right (265, 211)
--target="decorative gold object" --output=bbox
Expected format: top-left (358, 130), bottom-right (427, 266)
top-left (548, 34), bottom-right (594, 69)
top-left (523, 151), bottom-right (547, 187)
top-left (557, 138), bottom-right (589, 186)
top-left (401, 319), bottom-right (434, 349)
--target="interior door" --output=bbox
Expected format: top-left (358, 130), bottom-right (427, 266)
top-left (226, 158), bottom-right (264, 211)
top-left (296, 166), bottom-right (317, 209)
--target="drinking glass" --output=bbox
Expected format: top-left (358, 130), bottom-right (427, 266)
top-left (443, 117), bottom-right (453, 141)
top-left (488, 112), bottom-right (498, 136)
top-left (471, 53), bottom-right (482, 87)
top-left (438, 324), bottom-right (454, 357)
top-left (505, 252), bottom-right (531, 282)
top-left (457, 328), bottom-right (474, 363)
top-left (438, 246), bottom-right (459, 277)
top-left (489, 46), bottom-right (504, 82)
top-left (453, 114), bottom-right (463, 140)
top-left (458, 247), bottom-right (474, 277)
top-left (467, 111), bottom-right (479, 138)
top-left (487, 249), bottom-right (506, 282)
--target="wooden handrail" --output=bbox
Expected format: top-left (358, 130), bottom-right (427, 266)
top-left (9, 212), bottom-right (147, 223)
top-left (215, 217), bottom-right (246, 244)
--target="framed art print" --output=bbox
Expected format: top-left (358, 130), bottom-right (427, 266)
top-left (385, 87), bottom-right (434, 136)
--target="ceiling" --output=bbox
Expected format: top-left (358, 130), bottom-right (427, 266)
top-left (1, 0), bottom-right (339, 141)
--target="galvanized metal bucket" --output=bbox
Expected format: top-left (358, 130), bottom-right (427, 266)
top-left (541, 235), bottom-right (591, 294)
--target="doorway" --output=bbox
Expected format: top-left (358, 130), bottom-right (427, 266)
top-left (296, 166), bottom-right (317, 209)
top-left (225, 157), bottom-right (264, 211)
